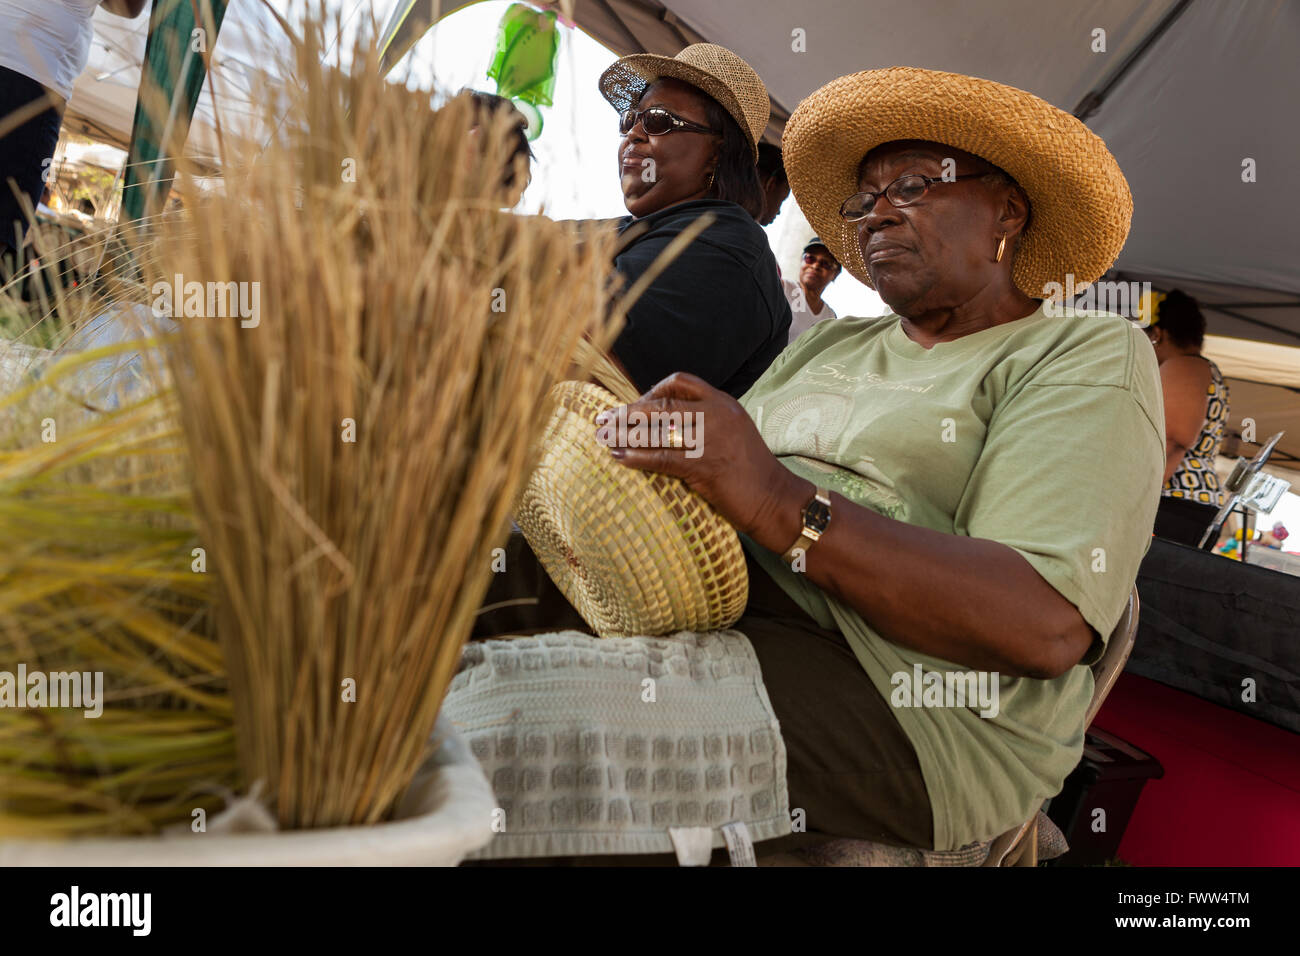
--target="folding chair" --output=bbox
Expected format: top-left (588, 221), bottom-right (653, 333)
top-left (983, 585), bottom-right (1141, 866)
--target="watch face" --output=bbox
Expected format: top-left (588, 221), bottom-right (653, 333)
top-left (804, 499), bottom-right (832, 534)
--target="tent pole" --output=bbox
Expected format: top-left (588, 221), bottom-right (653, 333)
top-left (121, 0), bottom-right (230, 225)
top-left (1073, 0), bottom-right (1195, 120)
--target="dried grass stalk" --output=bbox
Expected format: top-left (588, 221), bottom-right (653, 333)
top-left (156, 23), bottom-right (625, 827)
top-left (0, 343), bottom-right (237, 837)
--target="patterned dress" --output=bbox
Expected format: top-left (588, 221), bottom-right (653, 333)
top-left (1163, 357), bottom-right (1230, 507)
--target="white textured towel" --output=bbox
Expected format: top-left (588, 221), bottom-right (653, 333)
top-left (442, 629), bottom-right (793, 860)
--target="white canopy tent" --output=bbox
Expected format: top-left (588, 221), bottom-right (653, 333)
top-left (64, 0), bottom-right (333, 165)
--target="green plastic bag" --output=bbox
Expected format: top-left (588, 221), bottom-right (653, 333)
top-left (486, 3), bottom-right (561, 138)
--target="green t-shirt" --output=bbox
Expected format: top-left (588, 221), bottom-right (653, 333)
top-left (738, 303), bottom-right (1165, 850)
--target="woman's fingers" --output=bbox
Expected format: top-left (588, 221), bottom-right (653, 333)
top-left (594, 403), bottom-right (706, 457)
top-left (594, 372), bottom-right (719, 455)
top-left (607, 443), bottom-right (697, 480)
top-left (642, 371), bottom-right (712, 403)
top-left (588, 371), bottom-right (783, 534)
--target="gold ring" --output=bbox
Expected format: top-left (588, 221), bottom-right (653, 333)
top-left (665, 428), bottom-right (684, 449)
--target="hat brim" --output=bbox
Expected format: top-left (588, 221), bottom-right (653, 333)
top-left (782, 68), bottom-right (1132, 299)
top-left (600, 54), bottom-right (759, 160)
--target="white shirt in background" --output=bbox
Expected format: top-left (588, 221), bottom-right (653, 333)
top-left (0, 0), bottom-right (101, 101)
top-left (783, 278), bottom-right (838, 345)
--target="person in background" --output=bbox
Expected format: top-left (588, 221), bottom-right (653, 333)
top-left (1260, 522), bottom-right (1289, 550)
top-left (783, 236), bottom-right (840, 344)
top-left (464, 90), bottom-right (534, 208)
top-left (756, 141), bottom-right (789, 226)
top-left (35, 183), bottom-right (56, 219)
top-left (1141, 289), bottom-right (1231, 548)
top-left (597, 43), bottom-right (790, 398)
top-left (0, 0), bottom-right (148, 265)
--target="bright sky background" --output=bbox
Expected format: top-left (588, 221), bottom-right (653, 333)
top-left (383, 0), bottom-right (887, 319)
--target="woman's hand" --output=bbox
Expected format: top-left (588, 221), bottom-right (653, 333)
top-left (594, 372), bottom-right (808, 539)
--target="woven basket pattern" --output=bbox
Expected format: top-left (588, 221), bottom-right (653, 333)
top-left (515, 381), bottom-right (748, 638)
top-left (782, 67), bottom-right (1132, 300)
top-left (599, 43), bottom-right (770, 159)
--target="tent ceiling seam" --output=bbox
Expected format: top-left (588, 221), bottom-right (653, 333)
top-left (1197, 306), bottom-right (1300, 344)
top-left (1110, 271), bottom-right (1300, 343)
top-left (1113, 270), bottom-right (1300, 303)
top-left (593, 0), bottom-right (653, 53)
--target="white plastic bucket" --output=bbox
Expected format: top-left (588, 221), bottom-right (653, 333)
top-left (0, 716), bottom-right (495, 867)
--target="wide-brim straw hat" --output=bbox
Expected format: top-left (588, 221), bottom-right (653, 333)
top-left (515, 380), bottom-right (748, 638)
top-left (599, 43), bottom-right (770, 160)
top-left (782, 67), bottom-right (1133, 299)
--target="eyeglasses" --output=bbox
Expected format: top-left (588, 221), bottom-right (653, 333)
top-left (802, 252), bottom-right (838, 271)
top-left (839, 172), bottom-right (989, 222)
top-left (619, 107), bottom-right (718, 137)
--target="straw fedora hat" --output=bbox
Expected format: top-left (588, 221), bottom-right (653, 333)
top-left (599, 43), bottom-right (770, 160)
top-left (782, 67), bottom-right (1133, 299)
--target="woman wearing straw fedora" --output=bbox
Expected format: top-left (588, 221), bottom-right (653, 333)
top-left (600, 68), bottom-right (1167, 853)
top-left (596, 43), bottom-right (791, 399)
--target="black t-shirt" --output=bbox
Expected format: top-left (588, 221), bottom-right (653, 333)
top-left (610, 199), bottom-right (791, 399)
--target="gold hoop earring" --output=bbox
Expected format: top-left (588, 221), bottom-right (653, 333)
top-left (996, 234), bottom-right (1007, 263)
top-left (706, 167), bottom-right (716, 191)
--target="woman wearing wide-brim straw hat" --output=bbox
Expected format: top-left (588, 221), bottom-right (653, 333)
top-left (589, 43), bottom-right (792, 400)
top-left (594, 67), bottom-right (1168, 855)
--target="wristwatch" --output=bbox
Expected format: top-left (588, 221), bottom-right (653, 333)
top-left (781, 486), bottom-right (832, 567)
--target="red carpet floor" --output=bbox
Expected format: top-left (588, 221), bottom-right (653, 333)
top-left (1091, 672), bottom-right (1300, 866)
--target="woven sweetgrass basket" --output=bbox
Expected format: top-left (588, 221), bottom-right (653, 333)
top-left (515, 376), bottom-right (748, 638)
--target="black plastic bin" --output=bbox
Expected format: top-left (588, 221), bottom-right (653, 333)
top-left (1045, 728), bottom-right (1164, 865)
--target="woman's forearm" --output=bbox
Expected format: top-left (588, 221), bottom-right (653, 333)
top-left (746, 473), bottom-right (1094, 679)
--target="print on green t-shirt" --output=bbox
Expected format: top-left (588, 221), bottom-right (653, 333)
top-left (739, 303), bottom-right (1165, 850)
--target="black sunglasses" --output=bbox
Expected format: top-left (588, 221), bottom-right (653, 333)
top-left (619, 107), bottom-right (718, 137)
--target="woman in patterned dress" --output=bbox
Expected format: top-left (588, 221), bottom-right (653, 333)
top-left (1143, 290), bottom-right (1231, 548)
